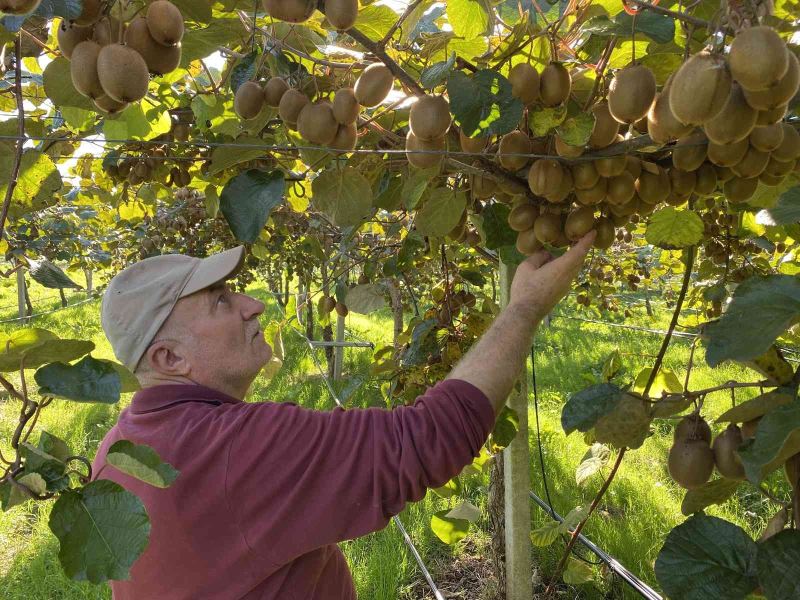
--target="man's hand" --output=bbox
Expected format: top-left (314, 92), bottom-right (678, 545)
top-left (447, 231), bottom-right (595, 414)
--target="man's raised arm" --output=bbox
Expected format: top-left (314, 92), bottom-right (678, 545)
top-left (447, 231), bottom-right (595, 415)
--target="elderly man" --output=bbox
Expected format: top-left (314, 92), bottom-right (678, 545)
top-left (91, 232), bottom-right (594, 599)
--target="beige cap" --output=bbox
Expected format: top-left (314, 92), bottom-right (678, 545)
top-left (101, 246), bottom-right (246, 372)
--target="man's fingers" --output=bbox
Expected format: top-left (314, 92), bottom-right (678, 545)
top-left (523, 249), bottom-right (553, 270)
top-left (555, 231), bottom-right (595, 270)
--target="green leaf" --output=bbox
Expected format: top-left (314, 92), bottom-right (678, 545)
top-left (447, 69), bottom-right (523, 137)
top-left (479, 203), bottom-right (516, 250)
top-left (208, 137), bottom-right (265, 175)
top-left (106, 440), bottom-right (179, 488)
top-left (655, 515), bottom-right (758, 600)
top-left (23, 339), bottom-right (95, 370)
top-left (220, 169), bottom-right (285, 243)
top-left (681, 478), bottom-right (741, 516)
top-left (445, 500), bottom-right (480, 522)
top-left (49, 480), bottom-right (150, 583)
top-left (738, 398), bottom-right (800, 484)
top-left (353, 4), bottom-right (398, 39)
top-left (530, 520), bottom-right (562, 546)
top-left (421, 52), bottom-right (456, 90)
top-left (169, 0), bottom-right (212, 23)
top-left (0, 150), bottom-right (62, 219)
top-left (103, 104), bottom-right (154, 141)
top-left (20, 442), bottom-right (68, 492)
top-left (180, 19), bottom-right (248, 68)
top-left (652, 394), bottom-right (694, 418)
top-left (38, 431), bottom-right (71, 462)
top-left (575, 443), bottom-right (610, 486)
top-left (563, 557), bottom-right (595, 585)
top-left (0, 472), bottom-right (47, 511)
top-left (556, 111), bottom-right (595, 147)
top-left (415, 187), bottom-right (467, 237)
top-left (613, 11), bottom-right (675, 43)
top-left (756, 529), bottom-right (800, 599)
top-left (34, 355), bottom-right (122, 404)
top-left (432, 476), bottom-right (462, 499)
top-left (230, 50), bottom-right (258, 93)
top-left (757, 186), bottom-right (800, 226)
top-left (431, 509), bottom-right (470, 544)
top-left (632, 367), bottom-right (683, 397)
top-left (645, 207), bottom-right (704, 249)
top-left (529, 105), bottom-right (567, 136)
top-left (42, 57), bottom-right (94, 111)
top-left (27, 257), bottom-right (82, 289)
top-left (401, 166), bottom-right (438, 211)
top-left (490, 405), bottom-right (519, 452)
top-left (446, 0), bottom-right (491, 39)
top-left (561, 383), bottom-right (624, 435)
top-left (705, 275), bottom-right (800, 367)
top-left (0, 328), bottom-right (57, 371)
top-left (716, 390), bottom-right (794, 424)
top-left (312, 166), bottom-right (374, 228)
top-left (345, 284), bottom-right (386, 314)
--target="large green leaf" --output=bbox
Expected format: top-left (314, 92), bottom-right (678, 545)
top-left (38, 431), bottom-right (72, 462)
top-left (22, 339), bottom-right (95, 371)
top-left (106, 440), bottom-right (179, 488)
top-left (446, 0), bottom-right (491, 39)
top-left (0, 150), bottom-right (62, 219)
top-left (353, 4), bottom-right (398, 39)
top-left (312, 167), bottom-right (374, 228)
top-left (582, 11), bottom-right (675, 44)
top-left (34, 355), bottom-right (122, 404)
top-left (529, 105), bottom-right (568, 136)
top-left (180, 19), bottom-right (248, 68)
top-left (27, 257), bottom-right (82, 289)
top-left (479, 203), bottom-right (516, 250)
top-left (103, 104), bottom-right (172, 141)
top-left (49, 480), bottom-right (150, 583)
top-left (705, 275), bottom-right (800, 367)
top-left (737, 398), bottom-right (800, 484)
top-left (556, 111), bottom-right (595, 147)
top-left (21, 442), bottom-right (69, 492)
top-left (561, 383), bottom-right (624, 435)
top-left (757, 186), bottom-right (800, 226)
top-left (415, 187), bottom-right (467, 237)
top-left (431, 509), bottom-right (470, 544)
top-left (447, 69), bottom-right (523, 137)
top-left (42, 57), bottom-right (95, 111)
top-left (344, 284), bottom-right (386, 314)
top-left (756, 529), bottom-right (800, 599)
top-left (0, 328), bottom-right (57, 372)
top-left (716, 390), bottom-right (794, 424)
top-left (655, 515), bottom-right (758, 600)
top-left (681, 478), bottom-right (741, 516)
top-left (170, 0), bottom-right (212, 23)
top-left (220, 169), bottom-right (285, 243)
top-left (645, 207), bottom-right (704, 249)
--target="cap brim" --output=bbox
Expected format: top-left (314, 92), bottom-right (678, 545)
top-left (180, 246), bottom-right (246, 298)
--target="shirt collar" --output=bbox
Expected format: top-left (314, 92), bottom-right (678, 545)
top-left (130, 383), bottom-right (243, 415)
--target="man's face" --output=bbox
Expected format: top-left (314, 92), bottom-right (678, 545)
top-left (167, 282), bottom-right (272, 389)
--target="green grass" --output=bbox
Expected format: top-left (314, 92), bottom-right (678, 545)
top-left (0, 275), bottom-right (789, 599)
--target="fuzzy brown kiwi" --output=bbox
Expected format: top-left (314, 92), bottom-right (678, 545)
top-left (588, 101), bottom-right (620, 149)
top-left (172, 122), bottom-right (190, 142)
top-left (723, 176), bottom-right (759, 202)
top-left (508, 63), bottom-right (540, 105)
top-left (669, 168), bottom-right (697, 197)
top-left (672, 132), bottom-right (708, 171)
top-left (715, 164), bottom-right (734, 182)
top-left (354, 63), bottom-right (393, 107)
top-left (508, 204), bottom-right (539, 231)
top-left (608, 64), bottom-right (656, 124)
top-left (498, 131), bottom-right (531, 171)
top-left (278, 89), bottom-right (309, 126)
top-left (146, 0), bottom-right (184, 46)
top-left (572, 162), bottom-right (600, 190)
top-left (702, 82), bottom-right (758, 145)
top-left (262, 0), bottom-right (316, 23)
top-left (669, 51), bottom-right (731, 125)
top-left (93, 94), bottom-right (128, 115)
top-left (70, 40), bottom-right (105, 99)
top-left (0, 0), bottom-right (41, 15)
top-left (729, 26), bottom-right (789, 92)
top-left (554, 135), bottom-right (584, 158)
top-left (764, 156), bottom-right (795, 178)
top-left (636, 164), bottom-right (671, 204)
top-left (460, 131), bottom-right (488, 154)
top-left (516, 228), bottom-right (544, 255)
top-left (335, 302), bottom-right (348, 317)
top-left (125, 17), bottom-right (180, 75)
top-left (528, 159), bottom-right (564, 197)
top-left (594, 155), bottom-right (627, 178)
top-left (749, 123), bottom-right (785, 153)
top-left (757, 104), bottom-right (788, 125)
top-left (297, 101), bottom-right (339, 145)
top-left (405, 131), bottom-right (445, 169)
top-left (575, 177), bottom-right (607, 206)
top-left (545, 169), bottom-right (573, 204)
top-left (694, 163), bottom-right (718, 195)
top-left (533, 213), bottom-right (561, 244)
top-left (332, 87), bottom-right (359, 125)
top-left (264, 78), bottom-right (289, 107)
top-left (57, 20), bottom-right (92, 59)
top-left (625, 155), bottom-right (642, 180)
top-left (707, 137), bottom-right (749, 167)
top-left (593, 216), bottom-right (615, 249)
top-left (668, 439), bottom-right (715, 489)
top-left (760, 171), bottom-right (786, 186)
top-left (772, 124), bottom-right (800, 162)
top-left (647, 74), bottom-right (693, 144)
top-left (96, 44), bottom-right (150, 103)
top-left (91, 17), bottom-right (121, 47)
top-left (784, 453), bottom-right (800, 490)
top-left (605, 171), bottom-right (636, 206)
top-left (329, 122), bottom-right (357, 152)
top-left (234, 81), bottom-right (265, 120)
top-left (325, 0), bottom-right (358, 31)
top-left (731, 147), bottom-right (770, 178)
top-left (74, 0), bottom-right (102, 25)
top-left (564, 206), bottom-right (595, 241)
top-left (409, 95), bottom-right (451, 141)
top-left (472, 174), bottom-right (497, 199)
top-left (741, 417), bottom-right (761, 439)
top-left (674, 413), bottom-right (712, 442)
top-left (539, 62), bottom-right (571, 107)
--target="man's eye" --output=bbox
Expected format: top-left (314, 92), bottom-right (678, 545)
top-left (217, 294), bottom-right (228, 304)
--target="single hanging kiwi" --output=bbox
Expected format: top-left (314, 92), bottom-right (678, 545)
top-left (636, 164), bottom-right (671, 204)
top-left (498, 131), bottom-right (531, 171)
top-left (575, 177), bottom-right (606, 205)
top-left (533, 213), bottom-right (562, 244)
top-left (57, 20), bottom-right (92, 59)
top-left (694, 163), bottom-right (718, 195)
top-left (712, 424), bottom-right (746, 480)
top-left (668, 439), bottom-right (715, 489)
top-left (74, 0), bottom-right (102, 25)
top-left (409, 95), bottom-right (451, 141)
top-left (97, 44), bottom-right (150, 103)
top-left (564, 206), bottom-right (595, 241)
top-left (405, 131), bottom-right (445, 169)
top-left (723, 176), bottom-right (759, 202)
top-left (572, 161), bottom-right (600, 190)
top-left (743, 51), bottom-right (799, 111)
top-left (707, 137), bottom-right (749, 167)
top-left (672, 132), bottom-right (708, 171)
top-left (234, 81), bottom-right (265, 120)
top-left (729, 26), bottom-right (789, 91)
top-left (528, 159), bottom-right (564, 197)
top-left (605, 172), bottom-right (636, 206)
top-left (669, 168), bottom-right (696, 197)
top-left (607, 64), bottom-right (656, 124)
top-left (325, 0), bottom-right (358, 31)
top-left (539, 62), bottom-right (571, 107)
top-left (669, 51), bottom-right (731, 126)
top-left (647, 74), bottom-right (693, 144)
top-left (460, 131), bottom-right (488, 154)
top-left (749, 123), bottom-right (785, 153)
top-left (508, 204), bottom-right (539, 232)
top-left (70, 40), bottom-right (105, 99)
top-left (756, 104), bottom-right (788, 125)
top-left (544, 168), bottom-right (573, 203)
top-left (332, 87), bottom-right (360, 124)
top-left (262, 0), bottom-right (316, 23)
top-left (594, 155), bottom-right (627, 178)
top-left (554, 135), bottom-right (583, 158)
top-left (516, 228), bottom-right (543, 255)
top-left (593, 217), bottom-right (615, 249)
top-left (91, 16), bottom-right (121, 47)
top-left (508, 63), bottom-right (540, 105)
top-left (354, 63), bottom-right (393, 107)
top-left (328, 122), bottom-right (357, 152)
top-left (264, 77), bottom-right (289, 107)
top-left (125, 17), bottom-right (181, 76)
top-left (297, 101), bottom-right (339, 145)
top-left (278, 89), bottom-right (309, 126)
top-left (731, 146), bottom-right (769, 178)
top-left (93, 94), bottom-right (128, 115)
top-left (146, 0), bottom-right (184, 46)
top-left (772, 123), bottom-right (800, 162)
top-left (703, 83), bottom-right (758, 145)
top-left (588, 102), bottom-right (620, 149)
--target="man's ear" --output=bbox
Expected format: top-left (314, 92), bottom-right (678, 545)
top-left (145, 340), bottom-right (191, 377)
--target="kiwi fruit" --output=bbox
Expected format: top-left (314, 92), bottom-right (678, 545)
top-left (533, 213), bottom-right (561, 244)
top-left (74, 0), bottom-right (102, 25)
top-left (589, 101), bottom-right (620, 149)
top-left (321, 296), bottom-right (337, 313)
top-left (508, 63), bottom-right (540, 105)
top-left (329, 122), bottom-right (358, 152)
top-left (711, 424), bottom-right (746, 480)
top-left (264, 77), bottom-right (289, 107)
top-left (707, 137), bottom-right (749, 167)
top-left (508, 204), bottom-right (539, 231)
top-left (278, 89), bottom-right (309, 126)
top-left (528, 159), bottom-right (564, 197)
top-left (624, 156), bottom-right (642, 180)
top-left (93, 94), bottom-right (128, 115)
top-left (668, 439), bottom-right (715, 489)
top-left (694, 163), bottom-right (718, 195)
top-left (609, 196), bottom-right (639, 216)
top-left (0, 0), bottom-right (41, 15)
top-left (647, 77), bottom-right (693, 143)
top-left (472, 174), bottom-right (497, 199)
top-left (572, 161), bottom-right (600, 189)
top-left (741, 417), bottom-right (761, 439)
top-left (172, 122), bottom-right (190, 141)
top-left (593, 217), bottom-right (615, 249)
top-left (125, 17), bottom-right (180, 76)
top-left (262, 0), bottom-right (317, 23)
top-left (57, 21), bottom-right (92, 59)
top-left (91, 17), bottom-right (121, 47)
top-left (702, 83), bottom-right (758, 144)
top-left (764, 156), bottom-right (794, 177)
top-left (234, 81), bottom-right (265, 120)
top-left (749, 123), bottom-right (785, 153)
top-left (325, 0), bottom-right (358, 30)
top-left (724, 176), bottom-right (759, 202)
top-left (605, 172), bottom-right (636, 206)
top-left (757, 104), bottom-right (788, 125)
top-left (669, 168), bottom-right (696, 197)
top-left (594, 155), bottom-right (627, 178)
top-left (405, 131), bottom-right (445, 168)
top-left (731, 146), bottom-right (769, 178)
top-left (564, 206), bottom-right (595, 241)
top-left (555, 135), bottom-right (584, 158)
top-left (97, 44), bottom-right (150, 103)
top-left (729, 26), bottom-right (789, 91)
top-left (460, 131), bottom-right (488, 154)
top-left (332, 87), bottom-right (360, 125)
top-left (70, 41), bottom-right (105, 99)
top-left (297, 101), bottom-right (339, 145)
top-left (539, 62), bottom-right (571, 107)
top-left (784, 453), bottom-right (800, 490)
top-left (714, 164), bottom-right (734, 182)
top-left (546, 169), bottom-right (574, 204)
top-left (335, 302), bottom-right (349, 317)
top-left (575, 177), bottom-right (607, 205)
top-left (636, 165), bottom-right (671, 204)
top-left (354, 63), bottom-right (393, 107)
top-left (498, 131), bottom-right (531, 171)
top-left (146, 0), bottom-right (184, 47)
top-left (672, 132), bottom-right (708, 171)
top-left (409, 95), bottom-right (451, 141)
top-left (608, 64), bottom-right (656, 124)
top-left (760, 171), bottom-right (785, 186)
top-left (516, 228), bottom-right (544, 255)
top-left (772, 124), bottom-right (800, 162)
top-left (669, 51), bottom-right (731, 126)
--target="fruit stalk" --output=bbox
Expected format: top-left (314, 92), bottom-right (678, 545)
top-left (0, 36), bottom-right (25, 244)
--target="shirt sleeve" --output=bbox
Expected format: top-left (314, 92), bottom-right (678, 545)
top-left (225, 378), bottom-right (495, 567)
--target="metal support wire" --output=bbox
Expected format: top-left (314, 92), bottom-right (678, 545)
top-left (0, 295), bottom-right (96, 324)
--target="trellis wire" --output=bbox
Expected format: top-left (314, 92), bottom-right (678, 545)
top-left (0, 295), bottom-right (96, 324)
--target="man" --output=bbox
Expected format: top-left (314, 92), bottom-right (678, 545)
top-left (92, 232), bottom-right (594, 599)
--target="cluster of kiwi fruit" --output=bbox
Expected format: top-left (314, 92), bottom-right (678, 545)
top-left (435, 288), bottom-right (477, 326)
top-left (58, 0), bottom-right (184, 114)
top-left (262, 0), bottom-right (358, 31)
top-left (103, 140), bottom-right (194, 187)
top-left (319, 295), bottom-right (349, 317)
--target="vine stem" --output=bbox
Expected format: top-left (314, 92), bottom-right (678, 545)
top-left (0, 36), bottom-right (25, 243)
top-left (378, 0), bottom-right (425, 47)
top-left (624, 0), bottom-right (724, 32)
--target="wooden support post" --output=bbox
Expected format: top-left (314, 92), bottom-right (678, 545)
top-left (499, 260), bottom-right (532, 600)
top-left (84, 269), bottom-right (93, 294)
top-left (333, 313), bottom-right (345, 380)
top-left (15, 260), bottom-right (25, 321)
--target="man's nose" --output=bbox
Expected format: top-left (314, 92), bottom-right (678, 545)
top-left (240, 294), bottom-right (266, 319)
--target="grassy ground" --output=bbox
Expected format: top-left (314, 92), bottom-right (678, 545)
top-left (0, 272), bottom-right (789, 599)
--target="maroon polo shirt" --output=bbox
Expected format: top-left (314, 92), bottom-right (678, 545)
top-left (90, 378), bottom-right (495, 599)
